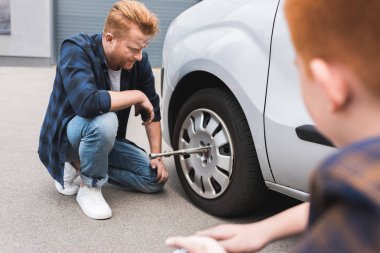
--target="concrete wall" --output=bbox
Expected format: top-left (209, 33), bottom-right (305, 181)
top-left (0, 0), bottom-right (52, 65)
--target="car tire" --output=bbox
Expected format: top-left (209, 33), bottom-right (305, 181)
top-left (173, 88), bottom-right (267, 216)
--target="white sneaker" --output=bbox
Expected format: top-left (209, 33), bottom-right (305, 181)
top-left (76, 185), bottom-right (112, 220)
top-left (55, 162), bottom-right (80, 196)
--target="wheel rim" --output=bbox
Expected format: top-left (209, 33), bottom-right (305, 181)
top-left (178, 109), bottom-right (234, 199)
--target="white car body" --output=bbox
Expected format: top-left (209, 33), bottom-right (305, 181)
top-left (161, 0), bottom-right (335, 214)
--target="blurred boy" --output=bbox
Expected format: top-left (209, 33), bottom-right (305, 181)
top-left (166, 0), bottom-right (380, 252)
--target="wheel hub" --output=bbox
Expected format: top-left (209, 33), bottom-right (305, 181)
top-left (178, 109), bottom-right (234, 199)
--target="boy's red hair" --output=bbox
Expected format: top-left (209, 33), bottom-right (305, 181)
top-left (285, 0), bottom-right (380, 96)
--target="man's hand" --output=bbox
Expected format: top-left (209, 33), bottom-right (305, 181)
top-left (166, 236), bottom-right (226, 253)
top-left (145, 121), bottom-right (167, 184)
top-left (150, 158), bottom-right (168, 183)
top-left (134, 96), bottom-right (154, 125)
top-left (195, 223), bottom-right (270, 253)
top-left (109, 90), bottom-right (154, 120)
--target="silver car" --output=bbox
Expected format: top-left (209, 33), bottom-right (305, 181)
top-left (161, 0), bottom-right (335, 216)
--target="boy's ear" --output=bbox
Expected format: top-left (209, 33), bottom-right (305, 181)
top-left (309, 59), bottom-right (350, 112)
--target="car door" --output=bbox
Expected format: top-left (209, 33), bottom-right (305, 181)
top-left (264, 0), bottom-right (335, 195)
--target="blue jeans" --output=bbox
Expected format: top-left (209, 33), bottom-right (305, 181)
top-left (66, 112), bottom-right (164, 193)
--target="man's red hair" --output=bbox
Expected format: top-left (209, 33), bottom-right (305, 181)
top-left (104, 0), bottom-right (159, 37)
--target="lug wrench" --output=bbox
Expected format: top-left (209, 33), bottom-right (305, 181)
top-left (149, 146), bottom-right (211, 159)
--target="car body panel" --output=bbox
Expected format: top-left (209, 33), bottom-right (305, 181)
top-left (265, 1), bottom-right (334, 193)
top-left (162, 0), bottom-right (281, 182)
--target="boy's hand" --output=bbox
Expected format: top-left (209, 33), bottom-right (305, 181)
top-left (196, 223), bottom-right (270, 253)
top-left (134, 96), bottom-right (154, 125)
top-left (150, 158), bottom-right (168, 183)
top-left (166, 236), bottom-right (226, 253)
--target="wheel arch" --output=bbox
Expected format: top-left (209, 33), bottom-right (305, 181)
top-left (168, 71), bottom-right (235, 145)
top-left (165, 65), bottom-right (275, 183)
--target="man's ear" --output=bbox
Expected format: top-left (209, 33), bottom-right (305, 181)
top-left (309, 59), bottom-right (350, 112)
top-left (104, 32), bottom-right (114, 46)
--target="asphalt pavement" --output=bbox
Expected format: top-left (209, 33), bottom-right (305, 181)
top-left (0, 66), bottom-right (301, 253)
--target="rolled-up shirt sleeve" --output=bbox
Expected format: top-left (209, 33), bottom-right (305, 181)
top-left (59, 41), bottom-right (111, 118)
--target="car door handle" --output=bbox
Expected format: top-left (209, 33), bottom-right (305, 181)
top-left (295, 125), bottom-right (335, 147)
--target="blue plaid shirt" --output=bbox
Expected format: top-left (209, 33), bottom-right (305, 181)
top-left (38, 33), bottom-right (160, 186)
top-left (294, 136), bottom-right (380, 253)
